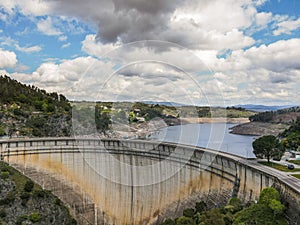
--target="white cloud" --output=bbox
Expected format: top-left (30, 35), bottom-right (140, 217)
top-left (37, 17), bottom-right (62, 36)
top-left (0, 37), bottom-right (42, 53)
top-left (0, 48), bottom-right (17, 68)
top-left (61, 43), bottom-right (71, 49)
top-left (58, 35), bottom-right (68, 42)
top-left (81, 34), bottom-right (121, 57)
top-left (273, 17), bottom-right (300, 36)
top-left (15, 44), bottom-right (42, 53)
top-left (0, 0), bottom-right (53, 17)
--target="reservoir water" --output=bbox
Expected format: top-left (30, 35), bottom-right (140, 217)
top-left (150, 123), bottom-right (257, 158)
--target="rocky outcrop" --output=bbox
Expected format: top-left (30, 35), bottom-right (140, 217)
top-left (230, 122), bottom-right (289, 136)
top-left (0, 162), bottom-right (76, 225)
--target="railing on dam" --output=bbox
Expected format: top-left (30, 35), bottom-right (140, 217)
top-left (0, 137), bottom-right (248, 183)
top-left (1, 137), bottom-right (300, 224)
top-left (1, 137), bottom-right (300, 191)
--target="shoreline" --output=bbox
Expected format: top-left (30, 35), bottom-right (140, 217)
top-left (111, 117), bottom-right (250, 139)
top-left (181, 117), bottom-right (250, 124)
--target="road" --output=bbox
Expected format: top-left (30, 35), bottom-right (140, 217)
top-left (240, 158), bottom-right (300, 192)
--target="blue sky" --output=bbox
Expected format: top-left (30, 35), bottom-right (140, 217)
top-left (0, 0), bottom-right (300, 106)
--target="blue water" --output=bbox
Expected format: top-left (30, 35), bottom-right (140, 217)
top-left (150, 123), bottom-right (257, 158)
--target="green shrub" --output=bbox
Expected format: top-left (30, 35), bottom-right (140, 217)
top-left (183, 208), bottom-right (194, 218)
top-left (0, 209), bottom-right (7, 218)
top-left (0, 172), bottom-right (10, 179)
top-left (20, 192), bottom-right (30, 206)
top-left (29, 213), bottom-right (41, 223)
top-left (161, 218), bottom-right (175, 225)
top-left (176, 216), bottom-right (195, 225)
top-left (0, 191), bottom-right (15, 205)
top-left (20, 192), bottom-right (30, 200)
top-left (16, 214), bottom-right (28, 225)
top-left (24, 180), bottom-right (34, 192)
top-left (54, 197), bottom-right (61, 206)
top-left (33, 189), bottom-right (46, 198)
top-left (227, 197), bottom-right (243, 213)
top-left (0, 125), bottom-right (5, 136)
top-left (195, 201), bottom-right (207, 213)
top-left (0, 165), bottom-right (11, 173)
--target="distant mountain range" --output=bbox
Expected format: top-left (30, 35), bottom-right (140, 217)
top-left (142, 102), bottom-right (300, 112)
top-left (141, 101), bottom-right (187, 107)
top-left (234, 104), bottom-right (300, 112)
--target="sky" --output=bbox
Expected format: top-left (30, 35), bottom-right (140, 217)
top-left (0, 0), bottom-right (300, 106)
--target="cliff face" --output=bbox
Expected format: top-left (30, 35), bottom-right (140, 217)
top-left (0, 162), bottom-right (76, 225)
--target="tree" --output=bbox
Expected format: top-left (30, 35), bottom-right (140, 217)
top-left (0, 125), bottom-right (6, 136)
top-left (176, 216), bottom-right (195, 225)
top-left (199, 209), bottom-right (225, 225)
top-left (259, 187), bottom-right (280, 204)
top-left (252, 135), bottom-right (283, 162)
top-left (234, 187), bottom-right (287, 225)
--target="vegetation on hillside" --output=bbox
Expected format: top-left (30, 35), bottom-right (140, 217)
top-left (160, 187), bottom-right (288, 225)
top-left (0, 75), bottom-right (71, 137)
top-left (280, 117), bottom-right (300, 151)
top-left (0, 162), bottom-right (76, 224)
top-left (231, 107), bottom-right (300, 136)
top-left (0, 75), bottom-right (256, 138)
top-left (249, 107), bottom-right (300, 123)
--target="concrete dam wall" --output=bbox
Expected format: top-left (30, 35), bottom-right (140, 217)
top-left (1, 138), bottom-right (300, 224)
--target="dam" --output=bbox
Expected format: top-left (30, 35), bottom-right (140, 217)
top-left (1, 137), bottom-right (300, 224)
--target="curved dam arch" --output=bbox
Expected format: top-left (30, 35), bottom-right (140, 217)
top-left (1, 138), bottom-right (300, 224)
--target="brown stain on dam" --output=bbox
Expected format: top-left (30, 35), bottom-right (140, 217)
top-left (6, 152), bottom-right (235, 225)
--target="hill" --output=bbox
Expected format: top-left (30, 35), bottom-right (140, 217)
top-left (0, 75), bottom-right (72, 137)
top-left (0, 75), bottom-right (256, 138)
top-left (234, 104), bottom-right (298, 112)
top-left (231, 107), bottom-right (300, 136)
top-left (0, 162), bottom-right (76, 224)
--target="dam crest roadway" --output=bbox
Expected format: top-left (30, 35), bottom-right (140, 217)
top-left (0, 137), bottom-right (300, 225)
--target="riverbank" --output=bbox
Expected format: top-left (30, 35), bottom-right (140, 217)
top-left (181, 117), bottom-right (250, 124)
top-left (109, 117), bottom-right (250, 139)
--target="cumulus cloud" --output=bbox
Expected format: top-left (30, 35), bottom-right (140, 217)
top-left (81, 34), bottom-right (121, 57)
top-left (0, 0), bottom-right (53, 17)
top-left (15, 44), bottom-right (42, 53)
top-left (37, 17), bottom-right (62, 35)
top-left (0, 48), bottom-right (17, 68)
top-left (203, 39), bottom-right (300, 105)
top-left (273, 17), bottom-right (300, 36)
top-left (1, 0), bottom-right (299, 105)
top-left (43, 0), bottom-right (260, 51)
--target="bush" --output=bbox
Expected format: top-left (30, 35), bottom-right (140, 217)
top-left (0, 191), bottom-right (15, 205)
top-left (161, 218), bottom-right (175, 225)
top-left (71, 218), bottom-right (77, 225)
top-left (0, 208), bottom-right (7, 218)
top-left (227, 197), bottom-right (243, 213)
top-left (0, 125), bottom-right (5, 136)
top-left (20, 192), bottom-right (30, 206)
top-left (0, 171), bottom-right (10, 179)
top-left (29, 213), bottom-right (41, 223)
top-left (33, 189), bottom-right (47, 198)
top-left (195, 201), bottom-right (207, 213)
top-left (176, 216), bottom-right (195, 225)
top-left (0, 165), bottom-right (13, 175)
top-left (54, 197), bottom-right (61, 206)
top-left (24, 180), bottom-right (34, 192)
top-left (183, 208), bottom-right (194, 218)
top-left (16, 214), bottom-right (28, 225)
